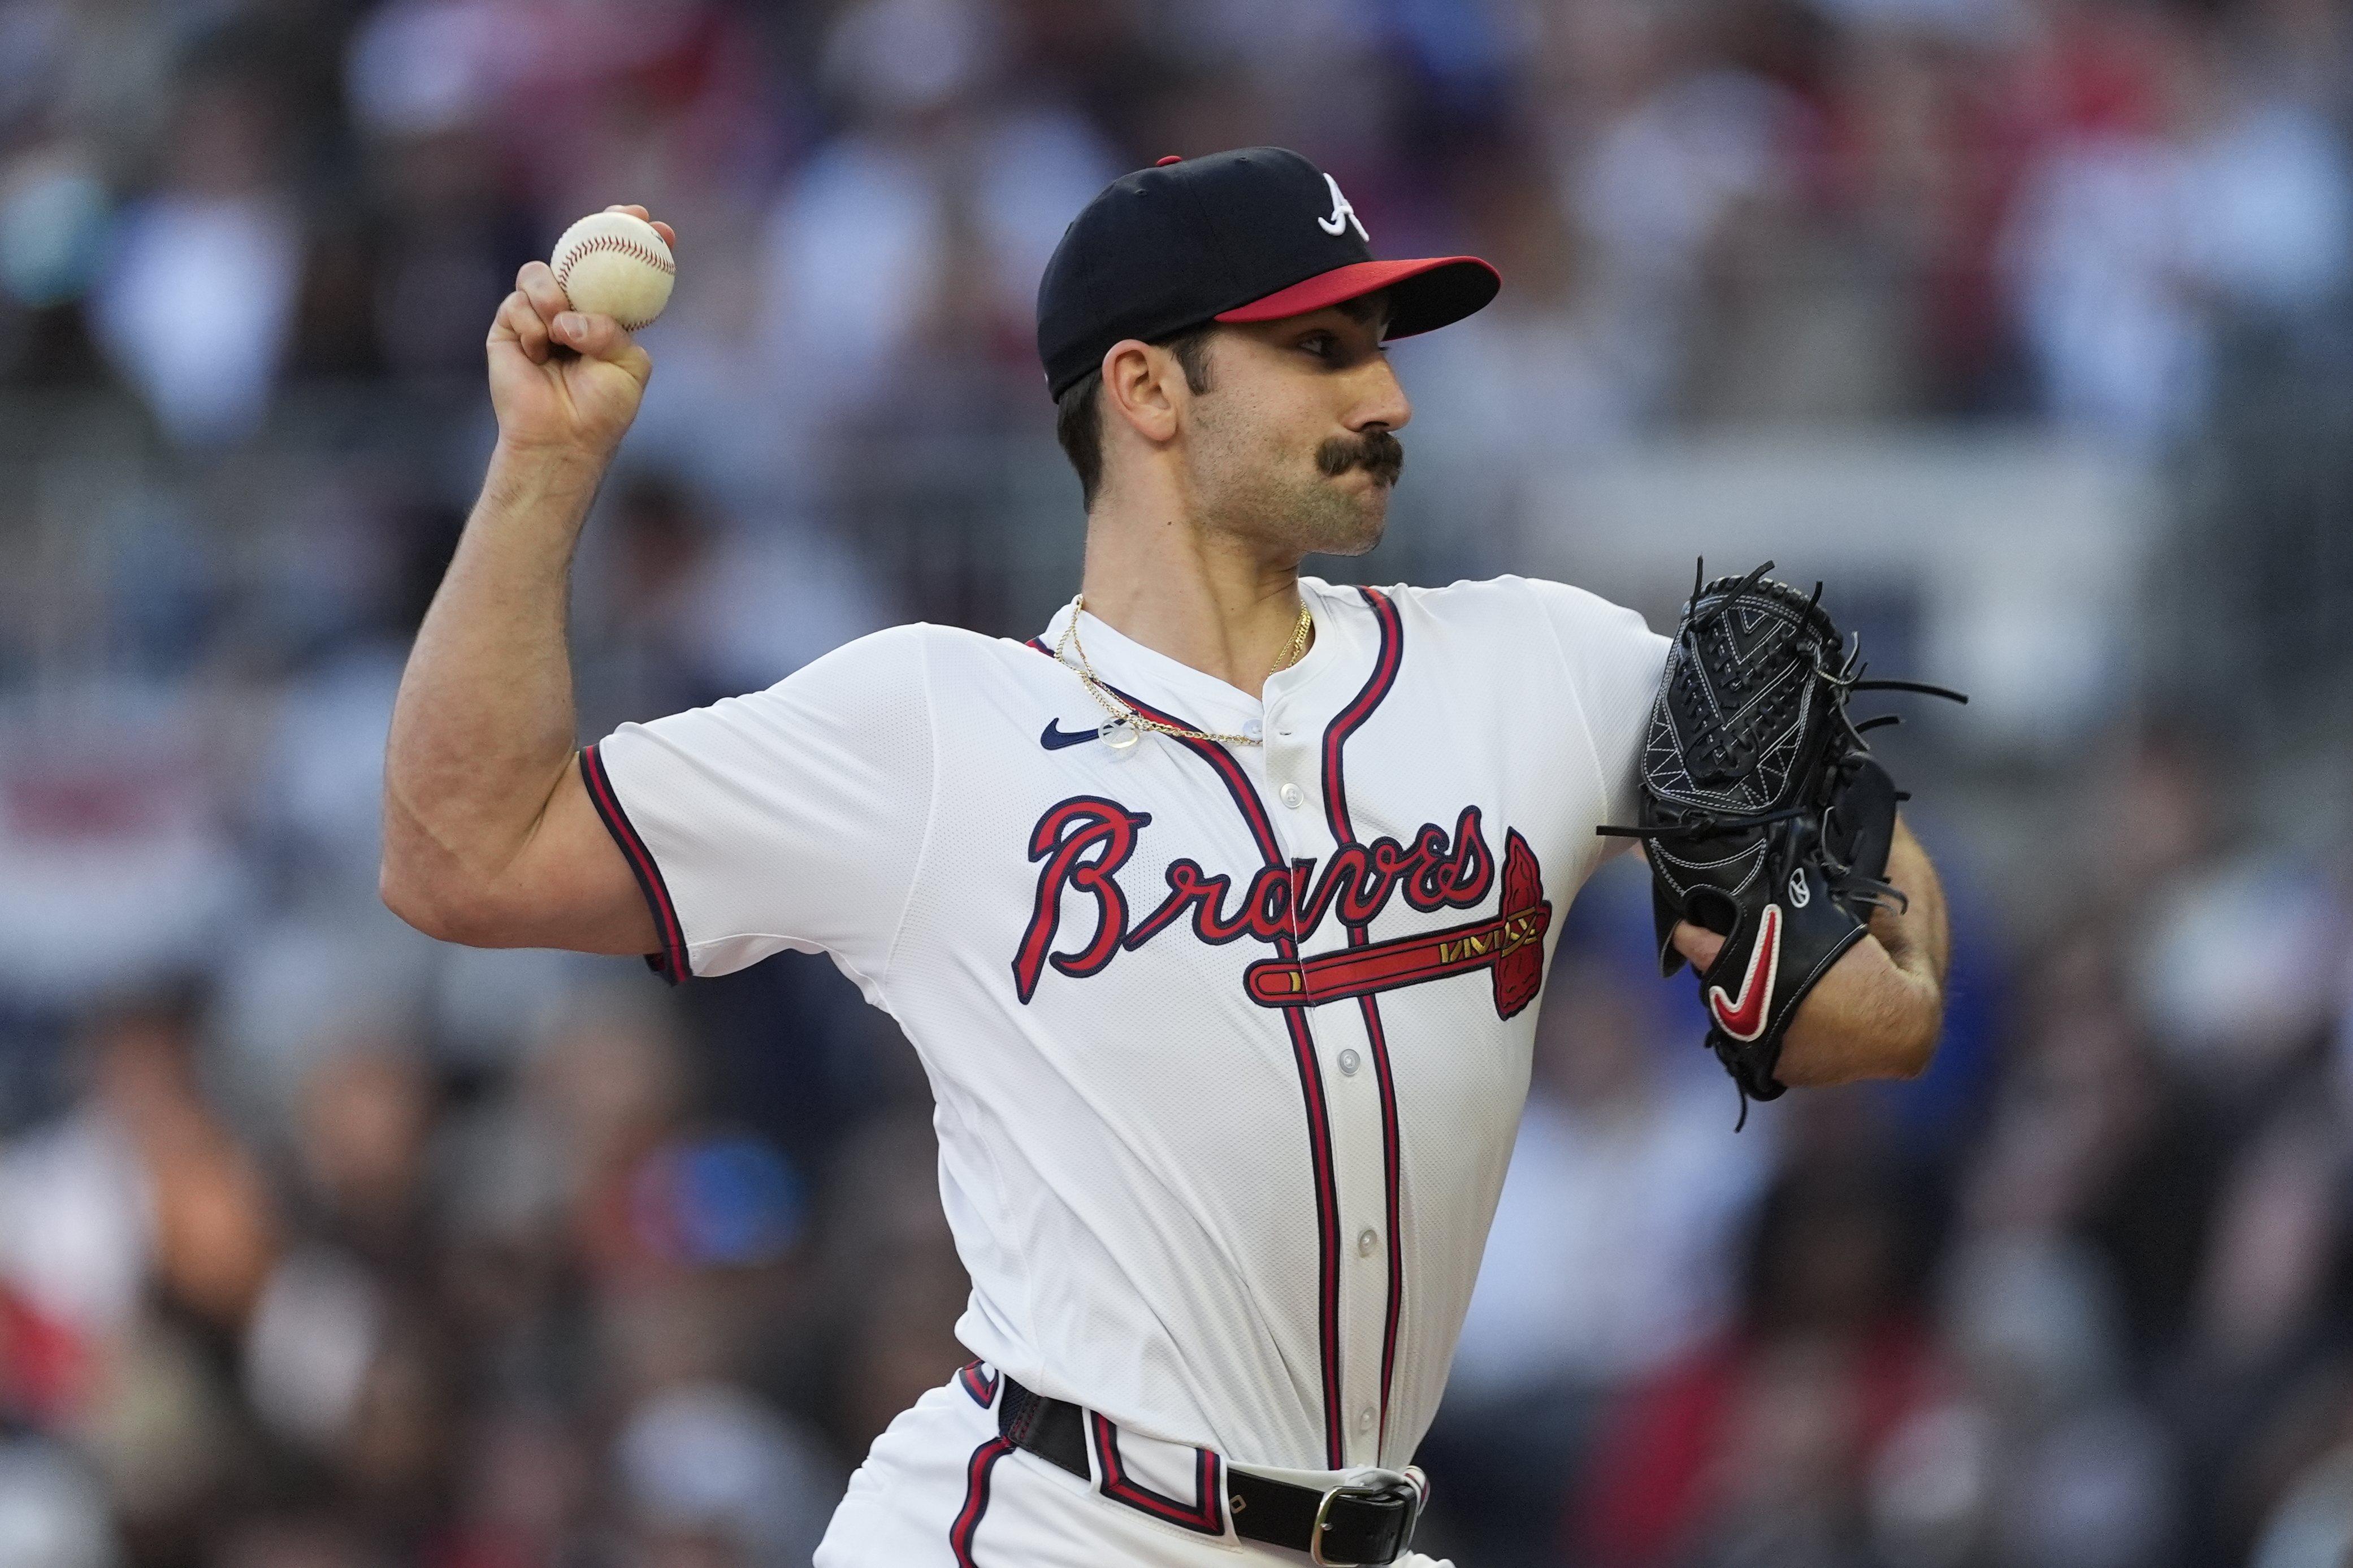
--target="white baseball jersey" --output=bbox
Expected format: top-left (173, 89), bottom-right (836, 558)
top-left (586, 574), bottom-right (1665, 1490)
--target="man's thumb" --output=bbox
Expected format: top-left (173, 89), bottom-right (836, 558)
top-left (1671, 920), bottom-right (1727, 972)
top-left (554, 311), bottom-right (631, 359)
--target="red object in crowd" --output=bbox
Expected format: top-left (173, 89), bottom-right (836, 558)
top-left (1567, 1317), bottom-right (1951, 1567)
top-left (0, 1283), bottom-right (94, 1428)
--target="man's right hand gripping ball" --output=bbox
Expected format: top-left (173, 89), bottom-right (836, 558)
top-left (487, 204), bottom-right (672, 460)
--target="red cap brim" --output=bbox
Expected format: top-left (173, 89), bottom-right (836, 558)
top-left (1212, 255), bottom-right (1501, 338)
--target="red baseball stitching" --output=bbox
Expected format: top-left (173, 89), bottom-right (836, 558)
top-left (556, 231), bottom-right (675, 281)
top-left (555, 229), bottom-right (674, 325)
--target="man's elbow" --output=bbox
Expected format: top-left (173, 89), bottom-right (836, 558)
top-left (379, 797), bottom-right (525, 946)
top-left (379, 856), bottom-right (497, 947)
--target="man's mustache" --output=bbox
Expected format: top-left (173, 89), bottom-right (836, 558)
top-left (1317, 430), bottom-right (1405, 487)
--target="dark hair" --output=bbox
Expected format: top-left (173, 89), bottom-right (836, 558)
top-left (1054, 328), bottom-right (1216, 510)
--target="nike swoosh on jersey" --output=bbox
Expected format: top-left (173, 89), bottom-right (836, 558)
top-left (1040, 720), bottom-right (1100, 750)
top-left (1706, 902), bottom-right (1782, 1041)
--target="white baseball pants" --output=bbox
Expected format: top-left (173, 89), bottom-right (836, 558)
top-left (814, 1366), bottom-right (1455, 1567)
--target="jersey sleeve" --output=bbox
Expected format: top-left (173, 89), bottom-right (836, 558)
top-left (1526, 578), bottom-right (1669, 840)
top-left (582, 623), bottom-right (935, 987)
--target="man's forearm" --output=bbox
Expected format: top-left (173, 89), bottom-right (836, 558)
top-left (381, 443), bottom-right (605, 938)
top-left (1774, 819), bottom-right (1948, 1085)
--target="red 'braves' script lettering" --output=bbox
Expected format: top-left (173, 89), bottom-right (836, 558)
top-left (1012, 797), bottom-right (1153, 1002)
top-left (1017, 802), bottom-right (1502, 997)
top-left (1127, 805), bottom-right (1493, 951)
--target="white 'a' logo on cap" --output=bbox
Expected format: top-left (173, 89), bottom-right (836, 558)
top-left (1318, 173), bottom-right (1370, 241)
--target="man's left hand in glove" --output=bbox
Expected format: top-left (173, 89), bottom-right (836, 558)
top-left (1667, 811), bottom-right (1948, 1087)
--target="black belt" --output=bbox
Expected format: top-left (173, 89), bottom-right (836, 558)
top-left (997, 1376), bottom-right (1422, 1566)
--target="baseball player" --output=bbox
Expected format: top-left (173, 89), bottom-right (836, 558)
top-left (382, 150), bottom-right (1949, 1566)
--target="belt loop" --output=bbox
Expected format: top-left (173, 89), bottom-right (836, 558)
top-left (993, 1376), bottom-right (1420, 1564)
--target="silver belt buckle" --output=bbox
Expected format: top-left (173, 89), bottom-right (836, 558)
top-left (1308, 1468), bottom-right (1420, 1567)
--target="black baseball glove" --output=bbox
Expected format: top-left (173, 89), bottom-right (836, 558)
top-left (1600, 562), bottom-right (1964, 1124)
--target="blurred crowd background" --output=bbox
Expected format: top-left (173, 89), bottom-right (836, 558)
top-left (4, 0), bottom-right (2353, 1565)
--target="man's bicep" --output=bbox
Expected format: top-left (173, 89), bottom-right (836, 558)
top-left (497, 761), bottom-right (662, 955)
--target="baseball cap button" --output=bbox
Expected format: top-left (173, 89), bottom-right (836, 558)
top-left (1156, 154), bottom-right (1183, 166)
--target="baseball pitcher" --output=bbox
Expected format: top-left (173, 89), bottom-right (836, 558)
top-left (382, 150), bottom-right (1952, 1567)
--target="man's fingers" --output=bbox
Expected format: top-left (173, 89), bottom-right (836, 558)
top-left (1671, 921), bottom-right (1726, 972)
top-left (517, 260), bottom-right (570, 323)
top-left (602, 203), bottom-right (676, 250)
top-left (489, 288), bottom-right (553, 363)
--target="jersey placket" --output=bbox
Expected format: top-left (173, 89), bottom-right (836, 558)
top-left (1257, 700), bottom-right (1393, 1471)
top-left (1078, 596), bottom-right (1409, 1471)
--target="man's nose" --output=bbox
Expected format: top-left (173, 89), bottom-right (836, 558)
top-left (1349, 357), bottom-right (1412, 432)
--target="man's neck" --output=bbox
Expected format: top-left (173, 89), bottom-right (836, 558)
top-left (1077, 499), bottom-right (1310, 700)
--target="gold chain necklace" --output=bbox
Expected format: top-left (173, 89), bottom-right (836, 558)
top-left (1055, 595), bottom-right (1313, 750)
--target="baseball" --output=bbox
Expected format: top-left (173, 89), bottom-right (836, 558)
top-left (549, 210), bottom-right (675, 331)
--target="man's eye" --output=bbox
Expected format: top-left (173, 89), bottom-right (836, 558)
top-left (1300, 335), bottom-right (1334, 357)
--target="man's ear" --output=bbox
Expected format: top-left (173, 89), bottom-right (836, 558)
top-left (1100, 339), bottom-right (1183, 445)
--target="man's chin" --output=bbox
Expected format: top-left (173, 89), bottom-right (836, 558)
top-left (1303, 497), bottom-right (1389, 558)
top-left (1313, 522), bottom-right (1386, 558)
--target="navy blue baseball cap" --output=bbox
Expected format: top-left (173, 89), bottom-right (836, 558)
top-left (1035, 147), bottom-right (1501, 400)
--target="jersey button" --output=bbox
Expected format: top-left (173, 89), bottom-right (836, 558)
top-left (1337, 1049), bottom-right (1361, 1076)
top-left (1355, 1406), bottom-right (1376, 1435)
top-left (1243, 718), bottom-right (1263, 741)
top-left (1357, 1227), bottom-right (1379, 1257)
top-left (1279, 783), bottom-right (1304, 809)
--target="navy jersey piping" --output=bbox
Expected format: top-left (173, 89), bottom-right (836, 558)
top-left (579, 744), bottom-right (692, 983)
top-left (950, 1435), bottom-right (1013, 1566)
top-left (1088, 1412), bottom-right (1226, 1535)
top-left (1320, 586), bottom-right (1409, 1452)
